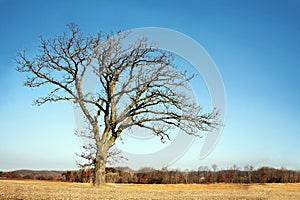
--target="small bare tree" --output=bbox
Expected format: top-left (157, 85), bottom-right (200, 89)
top-left (16, 24), bottom-right (219, 186)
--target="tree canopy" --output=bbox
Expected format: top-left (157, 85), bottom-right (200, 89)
top-left (16, 24), bottom-right (219, 185)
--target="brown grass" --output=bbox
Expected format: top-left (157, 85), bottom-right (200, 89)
top-left (1, 180), bottom-right (300, 199)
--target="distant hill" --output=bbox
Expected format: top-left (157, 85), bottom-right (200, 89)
top-left (0, 169), bottom-right (66, 180)
top-left (14, 169), bottom-right (64, 177)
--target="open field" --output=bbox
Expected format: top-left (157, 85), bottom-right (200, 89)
top-left (1, 180), bottom-right (300, 200)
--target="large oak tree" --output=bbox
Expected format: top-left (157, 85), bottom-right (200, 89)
top-left (16, 24), bottom-right (218, 186)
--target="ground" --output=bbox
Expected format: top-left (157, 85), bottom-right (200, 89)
top-left (0, 180), bottom-right (300, 200)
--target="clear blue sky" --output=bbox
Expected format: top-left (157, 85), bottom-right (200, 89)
top-left (0, 0), bottom-right (299, 171)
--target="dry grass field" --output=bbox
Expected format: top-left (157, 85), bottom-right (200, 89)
top-left (1, 180), bottom-right (300, 200)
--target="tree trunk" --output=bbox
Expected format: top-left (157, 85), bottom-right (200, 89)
top-left (94, 151), bottom-right (107, 186)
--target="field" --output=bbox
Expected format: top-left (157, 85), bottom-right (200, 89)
top-left (1, 180), bottom-right (300, 200)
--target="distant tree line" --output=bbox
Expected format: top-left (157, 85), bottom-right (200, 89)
top-left (1, 166), bottom-right (299, 184)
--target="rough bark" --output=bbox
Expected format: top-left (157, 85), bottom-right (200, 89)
top-left (94, 151), bottom-right (107, 186)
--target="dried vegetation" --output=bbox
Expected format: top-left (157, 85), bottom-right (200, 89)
top-left (1, 180), bottom-right (300, 200)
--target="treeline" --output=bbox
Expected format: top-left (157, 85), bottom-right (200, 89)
top-left (0, 170), bottom-right (63, 181)
top-left (1, 166), bottom-right (299, 184)
top-left (105, 166), bottom-right (300, 184)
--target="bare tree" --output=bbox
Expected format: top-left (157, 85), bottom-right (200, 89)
top-left (212, 164), bottom-right (218, 172)
top-left (211, 164), bottom-right (218, 183)
top-left (244, 164), bottom-right (254, 183)
top-left (16, 24), bottom-right (219, 186)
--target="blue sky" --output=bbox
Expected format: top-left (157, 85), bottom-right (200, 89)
top-left (0, 0), bottom-right (299, 171)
